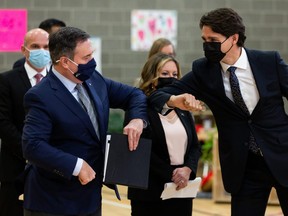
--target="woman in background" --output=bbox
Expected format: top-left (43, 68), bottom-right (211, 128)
top-left (134, 38), bottom-right (176, 86)
top-left (128, 53), bottom-right (201, 216)
top-left (148, 38), bottom-right (176, 58)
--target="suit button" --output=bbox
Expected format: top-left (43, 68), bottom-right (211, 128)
top-left (248, 120), bottom-right (252, 124)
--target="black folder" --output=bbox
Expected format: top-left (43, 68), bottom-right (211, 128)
top-left (103, 133), bottom-right (152, 189)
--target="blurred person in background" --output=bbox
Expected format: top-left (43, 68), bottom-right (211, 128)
top-left (148, 38), bottom-right (176, 58)
top-left (12, 18), bottom-right (66, 69)
top-left (134, 38), bottom-right (176, 87)
top-left (0, 28), bottom-right (50, 216)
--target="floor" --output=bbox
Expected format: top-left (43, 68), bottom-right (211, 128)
top-left (102, 185), bottom-right (284, 216)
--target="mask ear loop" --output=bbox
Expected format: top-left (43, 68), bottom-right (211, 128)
top-left (222, 36), bottom-right (234, 54)
top-left (66, 58), bottom-right (79, 66)
top-left (221, 37), bottom-right (229, 44)
top-left (55, 58), bottom-right (78, 75)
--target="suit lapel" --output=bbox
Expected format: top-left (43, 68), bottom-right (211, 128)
top-left (175, 109), bottom-right (193, 154)
top-left (148, 109), bottom-right (171, 158)
top-left (48, 72), bottom-right (98, 139)
top-left (18, 66), bottom-right (32, 89)
top-left (209, 62), bottom-right (248, 116)
top-left (214, 63), bottom-right (226, 93)
top-left (245, 49), bottom-right (264, 115)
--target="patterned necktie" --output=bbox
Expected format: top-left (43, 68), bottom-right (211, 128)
top-left (34, 73), bottom-right (43, 85)
top-left (228, 66), bottom-right (262, 156)
top-left (76, 84), bottom-right (99, 138)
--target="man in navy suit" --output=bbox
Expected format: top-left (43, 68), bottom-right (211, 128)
top-left (149, 8), bottom-right (288, 216)
top-left (0, 28), bottom-right (50, 216)
top-left (22, 26), bottom-right (147, 216)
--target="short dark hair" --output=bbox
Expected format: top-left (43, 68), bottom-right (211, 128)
top-left (39, 18), bottom-right (66, 34)
top-left (49, 26), bottom-right (90, 64)
top-left (199, 8), bottom-right (246, 47)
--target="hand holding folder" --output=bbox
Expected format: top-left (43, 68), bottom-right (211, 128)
top-left (103, 133), bottom-right (152, 189)
top-left (160, 177), bottom-right (202, 200)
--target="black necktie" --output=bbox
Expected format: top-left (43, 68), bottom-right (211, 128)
top-left (76, 84), bottom-right (99, 138)
top-left (228, 66), bottom-right (262, 156)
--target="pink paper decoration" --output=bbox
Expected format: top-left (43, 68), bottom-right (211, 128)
top-left (0, 9), bottom-right (27, 52)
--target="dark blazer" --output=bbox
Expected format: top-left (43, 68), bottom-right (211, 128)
top-left (149, 49), bottom-right (288, 194)
top-left (22, 69), bottom-right (147, 215)
top-left (13, 57), bottom-right (26, 69)
top-left (0, 66), bottom-right (31, 183)
top-left (128, 108), bottom-right (201, 201)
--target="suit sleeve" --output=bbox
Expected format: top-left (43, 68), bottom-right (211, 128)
top-left (148, 71), bottom-right (202, 113)
top-left (105, 77), bottom-right (148, 123)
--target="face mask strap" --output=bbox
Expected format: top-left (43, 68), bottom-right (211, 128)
top-left (221, 36), bottom-right (234, 54)
top-left (55, 58), bottom-right (78, 75)
top-left (221, 37), bottom-right (229, 44)
top-left (67, 58), bottom-right (79, 66)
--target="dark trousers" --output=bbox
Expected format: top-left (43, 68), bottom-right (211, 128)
top-left (231, 152), bottom-right (288, 216)
top-left (0, 181), bottom-right (23, 216)
top-left (24, 208), bottom-right (101, 216)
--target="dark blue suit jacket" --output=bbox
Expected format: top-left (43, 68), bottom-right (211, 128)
top-left (149, 49), bottom-right (288, 194)
top-left (22, 69), bottom-right (147, 214)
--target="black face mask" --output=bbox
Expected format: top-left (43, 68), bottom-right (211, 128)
top-left (203, 42), bottom-right (226, 63)
top-left (203, 37), bottom-right (233, 63)
top-left (156, 77), bottom-right (177, 89)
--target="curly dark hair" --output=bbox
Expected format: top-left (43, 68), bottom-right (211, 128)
top-left (199, 8), bottom-right (246, 47)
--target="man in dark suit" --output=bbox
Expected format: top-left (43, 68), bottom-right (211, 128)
top-left (0, 28), bottom-right (50, 216)
top-left (21, 26), bottom-right (147, 216)
top-left (149, 8), bottom-right (288, 216)
top-left (13, 18), bottom-right (66, 69)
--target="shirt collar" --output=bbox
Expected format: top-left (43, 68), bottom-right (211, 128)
top-left (220, 47), bottom-right (248, 73)
top-left (51, 66), bottom-right (77, 93)
top-left (24, 62), bottom-right (47, 79)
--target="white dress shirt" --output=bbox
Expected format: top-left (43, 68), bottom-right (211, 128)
top-left (24, 62), bottom-right (47, 87)
top-left (220, 48), bottom-right (259, 114)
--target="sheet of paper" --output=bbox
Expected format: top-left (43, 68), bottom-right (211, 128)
top-left (160, 177), bottom-right (202, 200)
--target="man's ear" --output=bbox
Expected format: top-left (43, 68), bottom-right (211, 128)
top-left (232, 34), bottom-right (239, 45)
top-left (58, 57), bottom-right (69, 69)
top-left (21, 45), bottom-right (28, 58)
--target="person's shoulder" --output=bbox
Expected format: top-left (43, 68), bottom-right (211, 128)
top-left (0, 66), bottom-right (25, 78)
top-left (89, 70), bottom-right (105, 82)
top-left (190, 57), bottom-right (210, 74)
top-left (193, 57), bottom-right (208, 67)
top-left (245, 48), bottom-right (279, 58)
top-left (25, 79), bottom-right (49, 98)
top-left (13, 57), bottom-right (25, 69)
